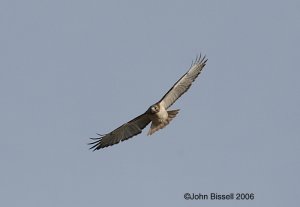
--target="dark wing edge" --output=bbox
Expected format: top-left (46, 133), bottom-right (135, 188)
top-left (158, 54), bottom-right (207, 109)
top-left (88, 113), bottom-right (151, 150)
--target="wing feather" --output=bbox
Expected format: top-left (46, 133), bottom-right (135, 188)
top-left (88, 113), bottom-right (151, 150)
top-left (159, 55), bottom-right (207, 109)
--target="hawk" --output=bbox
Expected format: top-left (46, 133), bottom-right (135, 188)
top-left (89, 54), bottom-right (207, 150)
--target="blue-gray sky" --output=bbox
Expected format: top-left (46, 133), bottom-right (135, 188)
top-left (1, 0), bottom-right (299, 206)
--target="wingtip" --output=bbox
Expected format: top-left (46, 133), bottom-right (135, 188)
top-left (88, 134), bottom-right (105, 151)
top-left (192, 53), bottom-right (208, 66)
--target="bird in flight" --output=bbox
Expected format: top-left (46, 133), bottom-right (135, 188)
top-left (89, 54), bottom-right (207, 150)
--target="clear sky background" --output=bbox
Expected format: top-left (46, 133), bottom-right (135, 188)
top-left (1, 0), bottom-right (299, 206)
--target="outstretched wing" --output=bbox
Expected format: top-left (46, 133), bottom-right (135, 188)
top-left (89, 113), bottom-right (151, 150)
top-left (159, 55), bottom-right (207, 109)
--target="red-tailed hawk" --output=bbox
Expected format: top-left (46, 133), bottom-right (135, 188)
top-left (89, 55), bottom-right (207, 150)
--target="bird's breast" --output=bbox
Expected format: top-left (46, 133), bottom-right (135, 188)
top-left (152, 106), bottom-right (168, 123)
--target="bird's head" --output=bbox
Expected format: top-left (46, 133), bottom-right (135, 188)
top-left (150, 104), bottom-right (160, 114)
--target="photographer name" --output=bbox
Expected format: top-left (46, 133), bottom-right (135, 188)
top-left (184, 193), bottom-right (254, 200)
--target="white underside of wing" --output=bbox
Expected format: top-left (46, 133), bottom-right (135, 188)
top-left (160, 55), bottom-right (207, 109)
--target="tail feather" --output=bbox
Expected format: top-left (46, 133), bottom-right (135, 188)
top-left (147, 109), bottom-right (180, 135)
top-left (167, 109), bottom-right (179, 119)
